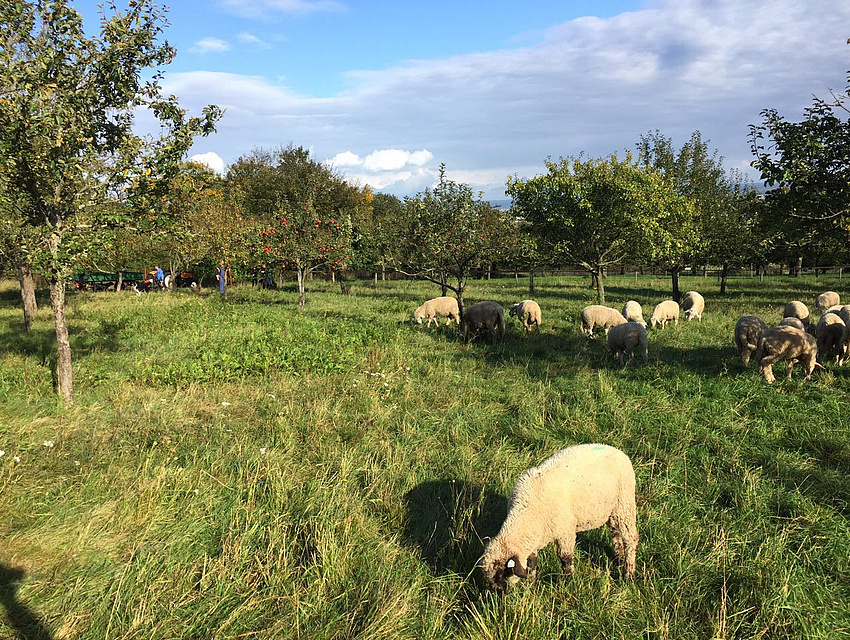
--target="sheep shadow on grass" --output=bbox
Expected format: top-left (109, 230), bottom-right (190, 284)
top-left (401, 480), bottom-right (508, 577)
top-left (0, 565), bottom-right (54, 640)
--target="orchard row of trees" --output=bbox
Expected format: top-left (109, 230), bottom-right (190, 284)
top-left (1, 1), bottom-right (849, 404)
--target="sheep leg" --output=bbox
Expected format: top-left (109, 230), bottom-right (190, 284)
top-left (608, 515), bottom-right (638, 579)
top-left (554, 532), bottom-right (576, 576)
top-left (786, 360), bottom-right (794, 379)
top-left (759, 352), bottom-right (780, 383)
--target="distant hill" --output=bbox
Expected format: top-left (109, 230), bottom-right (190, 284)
top-left (489, 199), bottom-right (512, 209)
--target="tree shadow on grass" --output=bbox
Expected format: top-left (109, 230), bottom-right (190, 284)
top-left (401, 480), bottom-right (508, 577)
top-left (0, 565), bottom-right (53, 640)
top-left (0, 317), bottom-right (129, 361)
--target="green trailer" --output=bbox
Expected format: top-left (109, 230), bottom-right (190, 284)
top-left (74, 270), bottom-right (147, 292)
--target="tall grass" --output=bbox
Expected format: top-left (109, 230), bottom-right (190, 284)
top-left (0, 274), bottom-right (847, 639)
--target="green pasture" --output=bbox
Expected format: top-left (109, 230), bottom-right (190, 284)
top-left (0, 274), bottom-right (847, 639)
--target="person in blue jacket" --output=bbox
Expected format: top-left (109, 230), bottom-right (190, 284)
top-left (216, 261), bottom-right (228, 299)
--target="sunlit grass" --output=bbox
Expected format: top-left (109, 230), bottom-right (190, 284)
top-left (0, 274), bottom-right (847, 639)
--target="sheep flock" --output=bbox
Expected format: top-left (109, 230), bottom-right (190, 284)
top-left (408, 285), bottom-right (845, 593)
top-left (412, 288), bottom-right (849, 382)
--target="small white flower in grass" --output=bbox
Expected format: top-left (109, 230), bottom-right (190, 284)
top-left (259, 447), bottom-right (267, 455)
top-left (267, 394), bottom-right (275, 399)
top-left (0, 450), bottom-right (4, 458)
top-left (13, 455), bottom-right (20, 463)
top-left (221, 402), bottom-right (231, 407)
top-left (43, 440), bottom-right (54, 448)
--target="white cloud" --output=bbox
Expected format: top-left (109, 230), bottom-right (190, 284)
top-left (189, 151), bottom-right (226, 173)
top-left (363, 149), bottom-right (411, 172)
top-left (191, 37), bottom-right (230, 54)
top-left (328, 151), bottom-right (362, 167)
top-left (164, 0), bottom-right (850, 199)
top-left (408, 150), bottom-right (434, 167)
top-left (238, 32), bottom-right (272, 49)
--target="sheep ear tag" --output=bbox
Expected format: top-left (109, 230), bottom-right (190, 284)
top-left (508, 555), bottom-right (528, 578)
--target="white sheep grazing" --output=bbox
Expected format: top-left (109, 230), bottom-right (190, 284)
top-left (580, 305), bottom-right (627, 337)
top-left (413, 296), bottom-right (460, 327)
top-left (783, 301), bottom-right (811, 330)
top-left (816, 291), bottom-right (840, 312)
top-left (735, 315), bottom-right (768, 366)
top-left (481, 444), bottom-right (637, 592)
top-left (758, 326), bottom-right (822, 383)
top-left (607, 322), bottom-right (648, 365)
top-left (816, 312), bottom-right (846, 363)
top-left (509, 300), bottom-right (542, 332)
top-left (464, 301), bottom-right (506, 344)
top-left (621, 300), bottom-right (646, 327)
top-left (681, 291), bottom-right (705, 322)
top-left (650, 300), bottom-right (679, 329)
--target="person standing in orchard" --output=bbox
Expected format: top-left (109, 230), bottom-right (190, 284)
top-left (216, 261), bottom-right (229, 299)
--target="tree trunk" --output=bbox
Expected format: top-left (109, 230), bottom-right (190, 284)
top-left (529, 269), bottom-right (535, 296)
top-left (18, 263), bottom-right (37, 332)
top-left (720, 264), bottom-right (728, 295)
top-left (794, 256), bottom-right (802, 277)
top-left (297, 268), bottom-right (306, 309)
top-left (671, 267), bottom-right (681, 302)
top-left (116, 270), bottom-right (124, 292)
top-left (595, 268), bottom-right (606, 305)
top-left (50, 277), bottom-right (74, 404)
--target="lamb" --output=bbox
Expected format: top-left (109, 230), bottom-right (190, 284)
top-left (778, 317), bottom-right (806, 331)
top-left (464, 301), bottom-right (506, 344)
top-left (681, 291), bottom-right (705, 322)
top-left (758, 326), bottom-right (822, 383)
top-left (734, 315), bottom-right (768, 366)
top-left (650, 300), bottom-right (679, 329)
top-left (621, 300), bottom-right (646, 326)
top-left (783, 301), bottom-right (810, 330)
top-left (413, 296), bottom-right (460, 327)
top-left (815, 312), bottom-right (846, 363)
top-left (509, 300), bottom-right (542, 332)
top-left (607, 322), bottom-right (648, 365)
top-left (815, 291), bottom-right (840, 312)
top-left (580, 305), bottom-right (627, 337)
top-left (481, 443), bottom-right (638, 592)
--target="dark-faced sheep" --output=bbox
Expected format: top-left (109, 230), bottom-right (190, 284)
top-left (481, 444), bottom-right (638, 592)
top-left (413, 296), bottom-right (460, 327)
top-left (758, 326), bottom-right (822, 383)
top-left (464, 301), bottom-right (505, 344)
top-left (509, 300), bottom-right (542, 332)
top-left (580, 305), bottom-right (626, 337)
top-left (735, 315), bottom-right (768, 366)
top-left (816, 313), bottom-right (846, 363)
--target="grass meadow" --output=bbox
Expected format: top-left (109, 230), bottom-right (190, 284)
top-left (0, 273), bottom-right (848, 639)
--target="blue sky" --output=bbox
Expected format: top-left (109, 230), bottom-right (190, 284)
top-left (73, 0), bottom-right (850, 200)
